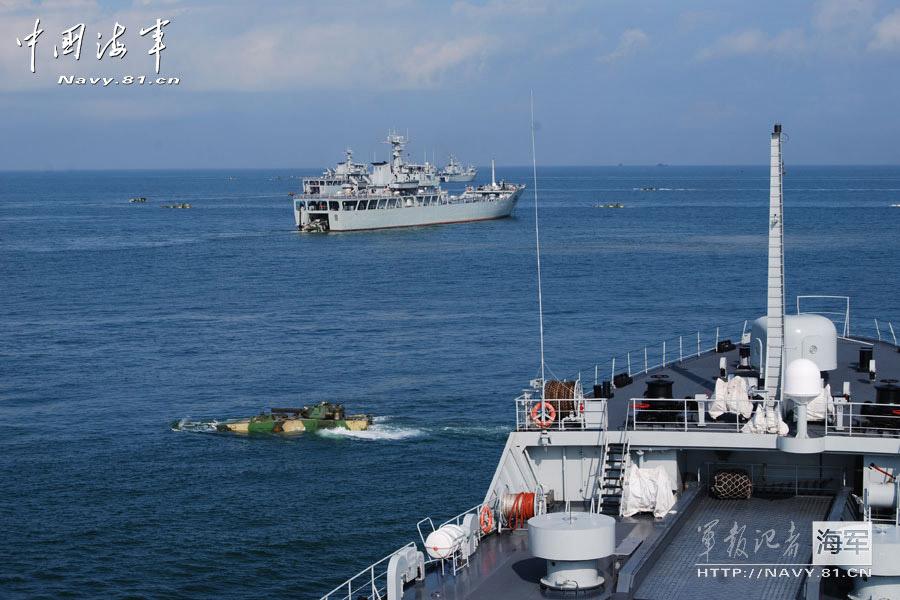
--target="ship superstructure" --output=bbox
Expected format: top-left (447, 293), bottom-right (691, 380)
top-left (439, 154), bottom-right (478, 182)
top-left (294, 133), bottom-right (522, 232)
top-left (318, 126), bottom-right (900, 600)
top-left (302, 148), bottom-right (370, 196)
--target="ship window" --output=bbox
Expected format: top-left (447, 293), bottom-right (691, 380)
top-left (357, 200), bottom-right (367, 210)
top-left (329, 201), bottom-right (339, 211)
top-left (378, 199), bottom-right (387, 209)
top-left (296, 201), bottom-right (305, 210)
top-left (342, 200), bottom-right (356, 211)
top-left (368, 200), bottom-right (379, 210)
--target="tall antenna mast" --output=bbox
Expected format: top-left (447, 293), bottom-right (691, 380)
top-left (531, 90), bottom-right (546, 385)
top-left (764, 124), bottom-right (786, 402)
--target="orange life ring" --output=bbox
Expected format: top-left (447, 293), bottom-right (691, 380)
top-left (531, 401), bottom-right (556, 427)
top-left (479, 505), bottom-right (494, 534)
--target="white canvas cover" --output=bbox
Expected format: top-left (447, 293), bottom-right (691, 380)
top-left (804, 383), bottom-right (833, 422)
top-left (620, 464), bottom-right (676, 518)
top-left (741, 403), bottom-right (789, 435)
top-left (709, 376), bottom-right (753, 419)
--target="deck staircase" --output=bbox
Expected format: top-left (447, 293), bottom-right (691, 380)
top-left (598, 440), bottom-right (630, 516)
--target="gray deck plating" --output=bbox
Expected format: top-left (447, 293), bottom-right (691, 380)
top-left (634, 494), bottom-right (833, 600)
top-left (403, 522), bottom-right (649, 600)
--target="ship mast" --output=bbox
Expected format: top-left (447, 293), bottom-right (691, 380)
top-left (764, 124), bottom-right (786, 402)
top-left (531, 91), bottom-right (546, 385)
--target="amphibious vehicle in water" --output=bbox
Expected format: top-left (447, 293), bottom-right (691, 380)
top-left (172, 402), bottom-right (373, 434)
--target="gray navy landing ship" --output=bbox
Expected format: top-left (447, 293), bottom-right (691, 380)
top-left (319, 126), bottom-right (900, 600)
top-left (293, 133), bottom-right (522, 232)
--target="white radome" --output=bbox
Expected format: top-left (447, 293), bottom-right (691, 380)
top-left (784, 358), bottom-right (822, 402)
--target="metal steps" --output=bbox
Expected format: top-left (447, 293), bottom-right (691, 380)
top-left (599, 442), bottom-right (628, 515)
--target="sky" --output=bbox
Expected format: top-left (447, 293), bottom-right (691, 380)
top-left (1, 0), bottom-right (899, 169)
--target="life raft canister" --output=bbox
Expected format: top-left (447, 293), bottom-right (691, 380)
top-left (531, 401), bottom-right (556, 427)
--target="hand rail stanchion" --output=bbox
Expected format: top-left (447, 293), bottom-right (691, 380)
top-left (875, 318), bottom-right (882, 341)
top-left (890, 322), bottom-right (897, 347)
top-left (611, 358), bottom-right (616, 384)
top-left (644, 347), bottom-right (648, 374)
top-left (679, 336), bottom-right (683, 363)
top-left (662, 340), bottom-right (666, 368)
top-left (627, 352), bottom-right (632, 376)
top-left (697, 331), bottom-right (701, 357)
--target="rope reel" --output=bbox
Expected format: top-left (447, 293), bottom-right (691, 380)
top-left (501, 492), bottom-right (536, 530)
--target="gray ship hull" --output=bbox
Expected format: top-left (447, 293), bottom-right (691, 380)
top-left (295, 187), bottom-right (522, 232)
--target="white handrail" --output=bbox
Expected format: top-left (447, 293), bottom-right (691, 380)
top-left (321, 542), bottom-right (418, 600)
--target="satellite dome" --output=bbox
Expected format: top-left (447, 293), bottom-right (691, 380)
top-left (784, 358), bottom-right (822, 401)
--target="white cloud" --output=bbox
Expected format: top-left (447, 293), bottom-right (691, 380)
top-left (0, 2), bottom-right (514, 92)
top-left (814, 0), bottom-right (877, 32)
top-left (869, 9), bottom-right (900, 50)
top-left (451, 0), bottom-right (561, 21)
top-left (694, 28), bottom-right (807, 61)
top-left (596, 28), bottom-right (648, 63)
top-left (400, 35), bottom-right (492, 87)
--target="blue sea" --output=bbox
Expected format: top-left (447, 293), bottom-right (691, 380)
top-left (1, 166), bottom-right (898, 599)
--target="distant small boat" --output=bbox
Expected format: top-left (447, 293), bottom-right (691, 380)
top-left (129, 197), bottom-right (147, 203)
top-left (592, 202), bottom-right (624, 208)
top-left (161, 203), bottom-right (191, 209)
top-left (891, 204), bottom-right (900, 207)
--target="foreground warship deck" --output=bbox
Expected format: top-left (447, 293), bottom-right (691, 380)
top-left (319, 127), bottom-right (900, 600)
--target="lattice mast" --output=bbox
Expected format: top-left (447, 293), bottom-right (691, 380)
top-left (764, 124), bottom-right (786, 401)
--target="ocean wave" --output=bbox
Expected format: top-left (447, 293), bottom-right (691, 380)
top-left (171, 417), bottom-right (219, 433)
top-left (315, 423), bottom-right (422, 441)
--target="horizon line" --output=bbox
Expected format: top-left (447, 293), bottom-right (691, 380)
top-left (3, 163), bottom-right (900, 173)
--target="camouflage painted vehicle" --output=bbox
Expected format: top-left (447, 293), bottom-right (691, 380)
top-left (173, 402), bottom-right (372, 434)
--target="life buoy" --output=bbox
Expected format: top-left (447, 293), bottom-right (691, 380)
top-left (531, 401), bottom-right (556, 427)
top-left (479, 505), bottom-right (494, 534)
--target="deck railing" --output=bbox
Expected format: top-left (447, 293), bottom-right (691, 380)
top-left (624, 397), bottom-right (900, 440)
top-left (701, 461), bottom-right (844, 494)
top-left (515, 397), bottom-right (606, 431)
top-left (825, 401), bottom-right (900, 438)
top-left (565, 303), bottom-right (898, 393)
top-left (567, 320), bottom-right (750, 389)
top-left (627, 398), bottom-right (783, 433)
top-left (320, 542), bottom-right (418, 600)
